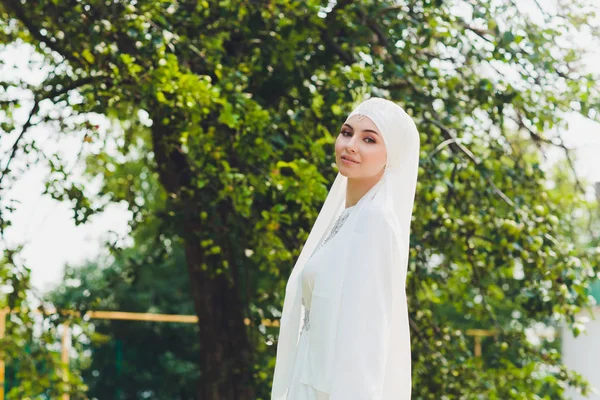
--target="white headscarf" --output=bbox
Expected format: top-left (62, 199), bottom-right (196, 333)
top-left (271, 97), bottom-right (420, 399)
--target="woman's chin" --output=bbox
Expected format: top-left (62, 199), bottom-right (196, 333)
top-left (337, 165), bottom-right (360, 178)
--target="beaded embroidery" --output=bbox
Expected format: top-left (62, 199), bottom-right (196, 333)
top-left (301, 298), bottom-right (311, 332)
top-left (310, 207), bottom-right (352, 259)
top-left (351, 97), bottom-right (389, 118)
top-left (301, 207), bottom-right (354, 333)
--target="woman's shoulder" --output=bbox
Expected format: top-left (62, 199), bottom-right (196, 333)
top-left (353, 205), bottom-right (395, 235)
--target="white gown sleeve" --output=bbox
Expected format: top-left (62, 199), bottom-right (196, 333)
top-left (328, 208), bottom-right (400, 400)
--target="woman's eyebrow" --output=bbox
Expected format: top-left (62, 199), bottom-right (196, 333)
top-left (343, 123), bottom-right (380, 137)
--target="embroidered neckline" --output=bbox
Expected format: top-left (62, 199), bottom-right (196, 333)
top-left (309, 207), bottom-right (354, 260)
top-left (302, 207), bottom-right (356, 332)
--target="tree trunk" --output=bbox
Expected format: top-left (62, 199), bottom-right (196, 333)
top-left (184, 235), bottom-right (255, 400)
top-left (151, 121), bottom-right (255, 399)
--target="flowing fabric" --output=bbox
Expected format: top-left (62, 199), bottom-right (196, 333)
top-left (328, 207), bottom-right (410, 399)
top-left (286, 206), bottom-right (357, 400)
top-left (271, 98), bottom-right (420, 400)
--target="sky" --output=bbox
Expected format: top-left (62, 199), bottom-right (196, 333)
top-left (0, 1), bottom-right (599, 296)
top-left (0, 44), bottom-right (133, 294)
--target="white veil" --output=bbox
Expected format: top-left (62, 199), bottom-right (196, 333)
top-left (271, 97), bottom-right (420, 398)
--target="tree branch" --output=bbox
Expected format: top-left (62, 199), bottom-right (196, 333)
top-left (42, 76), bottom-right (103, 101)
top-left (0, 75), bottom-right (106, 190)
top-left (467, 250), bottom-right (503, 333)
top-left (513, 114), bottom-right (586, 194)
top-left (1, 0), bottom-right (66, 57)
top-left (352, 5), bottom-right (516, 208)
top-left (376, 5), bottom-right (404, 17)
top-left (425, 115), bottom-right (516, 208)
top-left (319, 0), bottom-right (356, 65)
top-left (0, 100), bottom-right (39, 189)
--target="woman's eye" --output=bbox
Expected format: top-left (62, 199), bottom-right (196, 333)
top-left (340, 130), bottom-right (376, 144)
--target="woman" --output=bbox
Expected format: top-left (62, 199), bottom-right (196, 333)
top-left (271, 97), bottom-right (420, 400)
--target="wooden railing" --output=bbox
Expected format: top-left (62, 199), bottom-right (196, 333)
top-left (0, 308), bottom-right (492, 400)
top-left (0, 307), bottom-right (279, 400)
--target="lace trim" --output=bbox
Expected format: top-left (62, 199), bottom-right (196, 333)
top-left (301, 299), bottom-right (310, 332)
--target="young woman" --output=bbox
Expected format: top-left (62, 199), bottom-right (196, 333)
top-left (271, 97), bottom-right (420, 400)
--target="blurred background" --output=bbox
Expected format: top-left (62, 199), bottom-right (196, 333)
top-left (0, 0), bottom-right (599, 399)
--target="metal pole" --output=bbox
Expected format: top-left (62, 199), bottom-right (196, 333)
top-left (115, 339), bottom-right (123, 399)
top-left (61, 321), bottom-right (70, 400)
top-left (474, 336), bottom-right (482, 357)
top-left (0, 308), bottom-right (6, 400)
top-left (466, 329), bottom-right (496, 357)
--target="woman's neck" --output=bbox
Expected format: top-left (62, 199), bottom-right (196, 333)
top-left (345, 170), bottom-right (384, 208)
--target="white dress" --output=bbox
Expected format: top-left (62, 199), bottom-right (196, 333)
top-left (285, 205), bottom-right (356, 400)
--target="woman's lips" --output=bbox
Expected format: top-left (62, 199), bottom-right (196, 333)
top-left (341, 157), bottom-right (359, 165)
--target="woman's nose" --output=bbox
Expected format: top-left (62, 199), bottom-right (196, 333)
top-left (346, 137), bottom-right (359, 152)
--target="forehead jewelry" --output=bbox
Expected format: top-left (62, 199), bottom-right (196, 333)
top-left (354, 98), bottom-right (388, 121)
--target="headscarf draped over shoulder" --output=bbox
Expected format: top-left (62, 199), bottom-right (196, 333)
top-left (271, 97), bottom-right (420, 400)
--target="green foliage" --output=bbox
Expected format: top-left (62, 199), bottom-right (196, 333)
top-left (1, 0), bottom-right (599, 398)
top-left (0, 255), bottom-right (88, 398)
top-left (48, 243), bottom-right (199, 399)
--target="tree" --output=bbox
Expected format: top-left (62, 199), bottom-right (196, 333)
top-left (49, 242), bottom-right (200, 399)
top-left (0, 253), bottom-right (88, 398)
top-left (1, 0), bottom-right (599, 398)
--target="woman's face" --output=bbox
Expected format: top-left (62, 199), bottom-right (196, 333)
top-left (334, 115), bottom-right (387, 178)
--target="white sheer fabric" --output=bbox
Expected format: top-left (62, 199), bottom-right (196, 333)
top-left (272, 98), bottom-right (420, 400)
top-left (285, 206), bottom-right (357, 400)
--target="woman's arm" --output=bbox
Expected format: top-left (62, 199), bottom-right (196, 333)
top-left (328, 208), bottom-right (400, 400)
